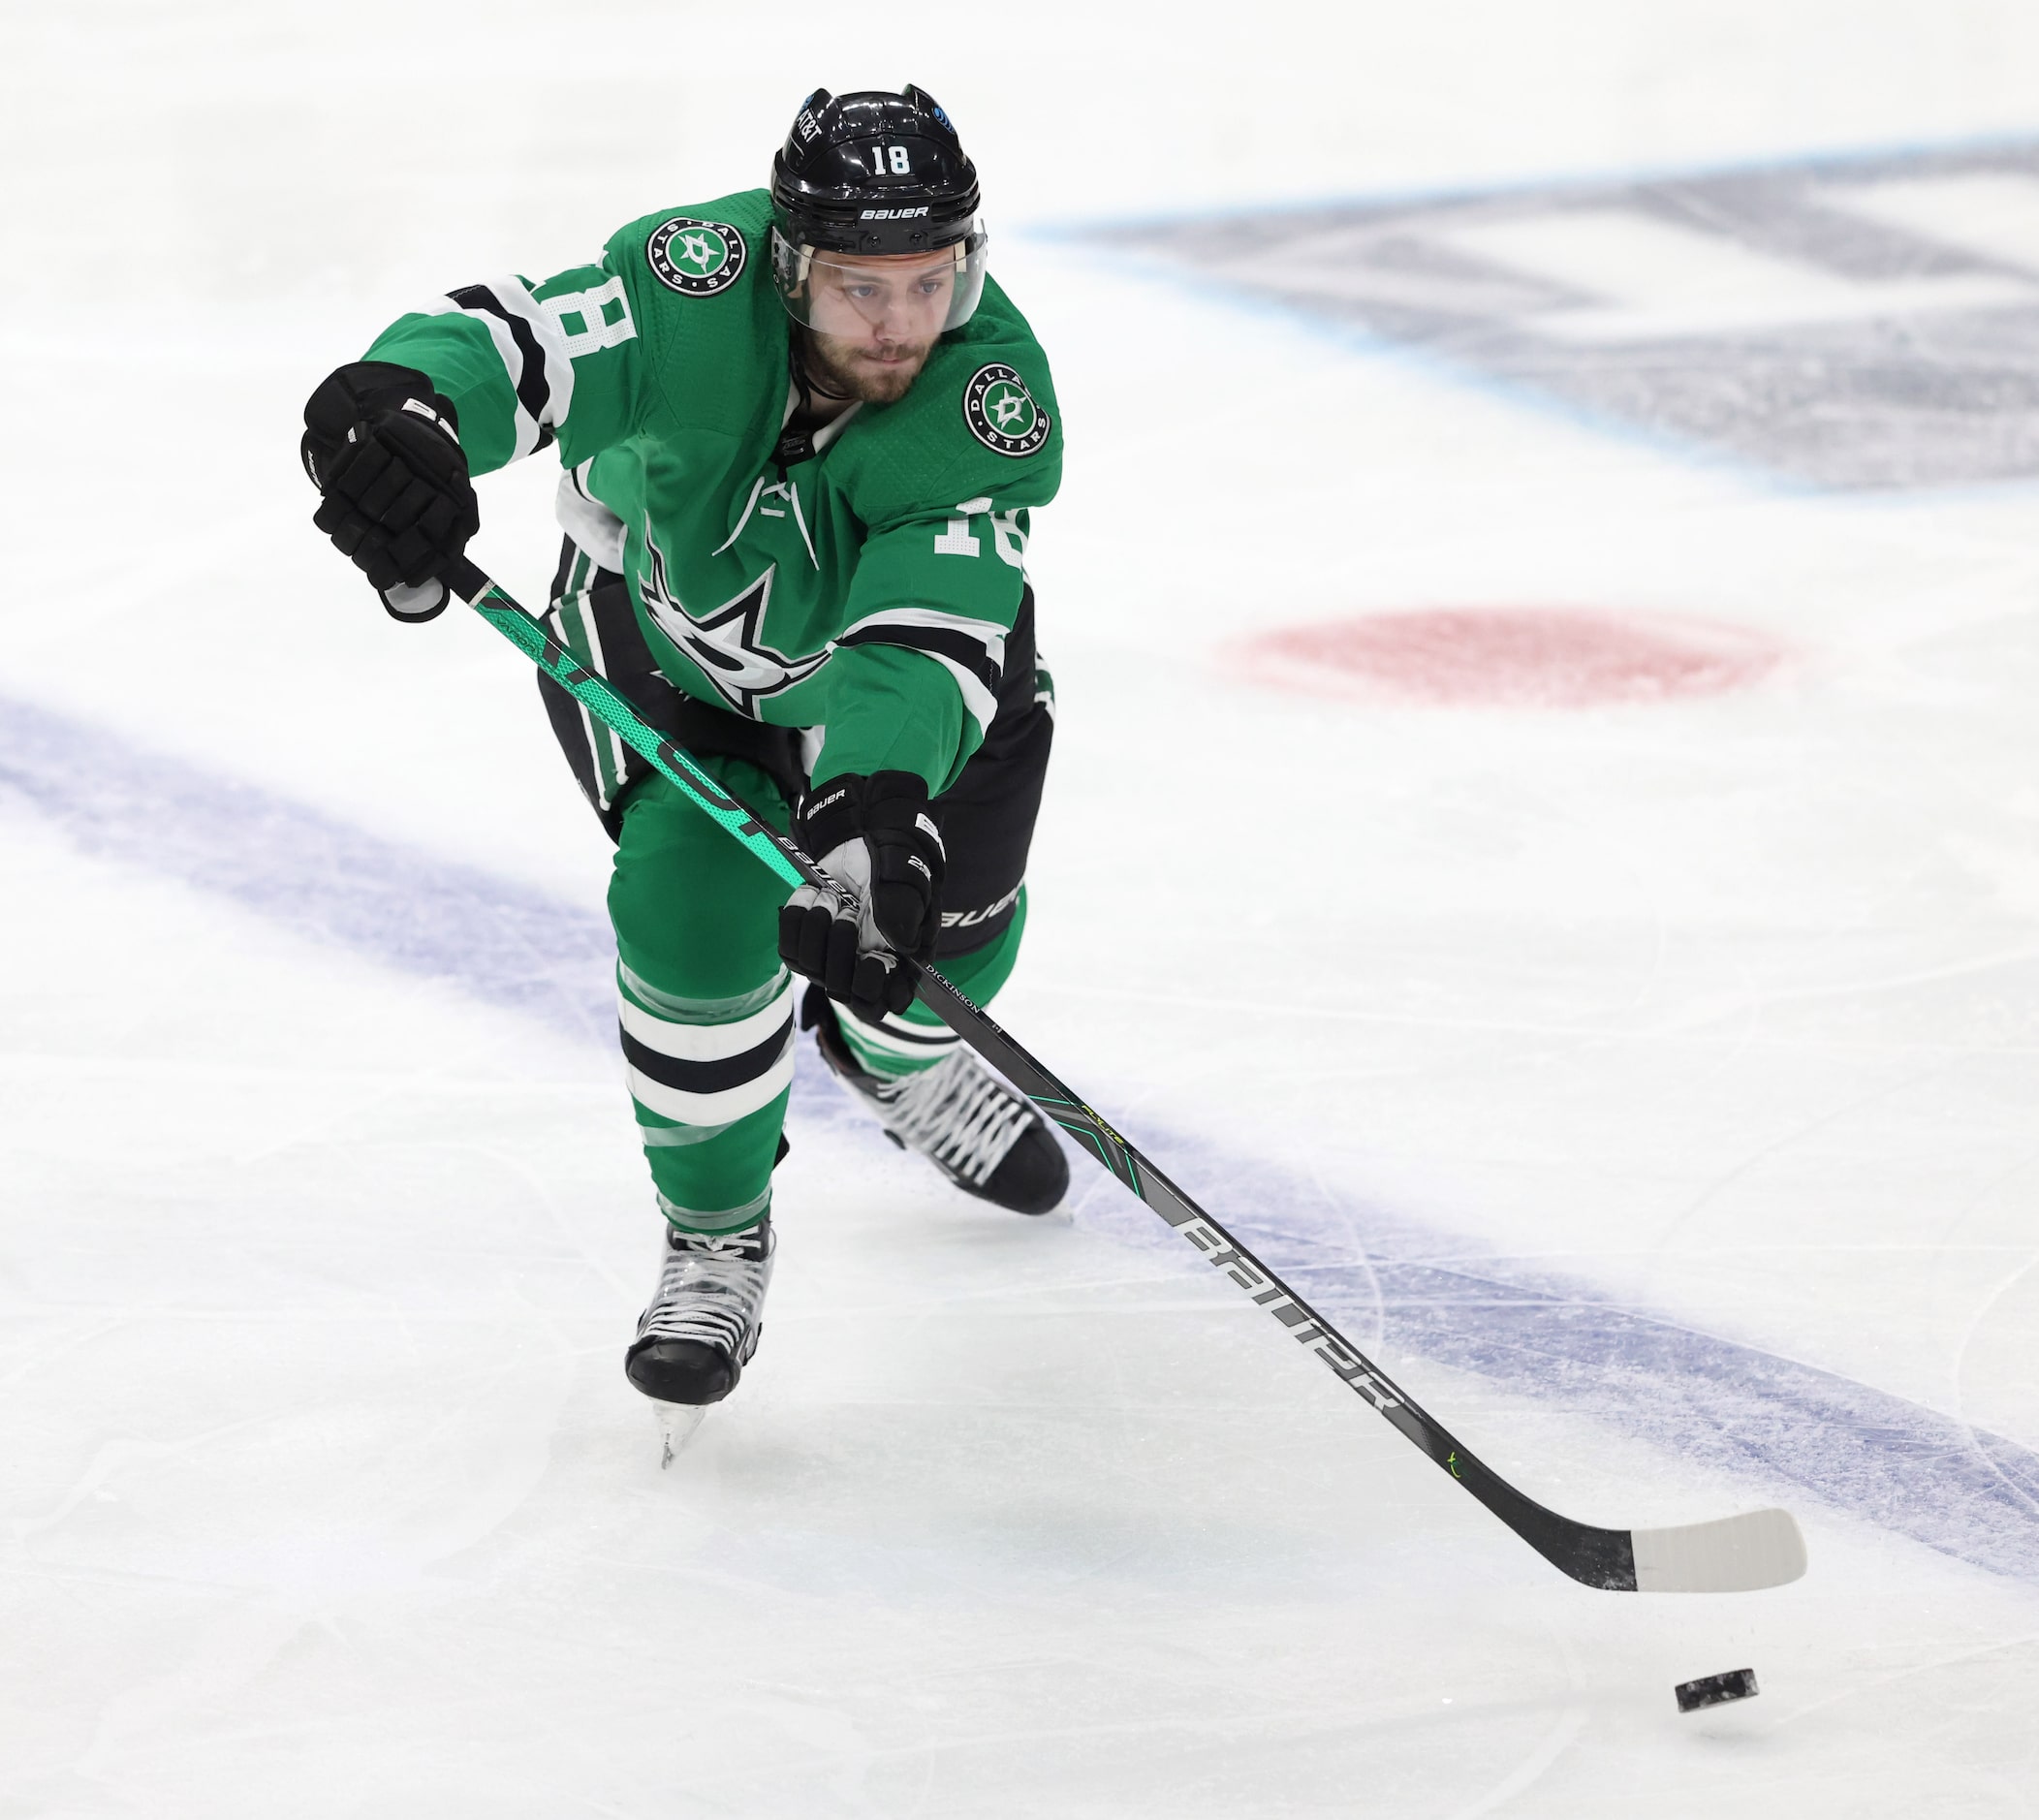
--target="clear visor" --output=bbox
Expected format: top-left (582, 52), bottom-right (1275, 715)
top-left (770, 225), bottom-right (989, 338)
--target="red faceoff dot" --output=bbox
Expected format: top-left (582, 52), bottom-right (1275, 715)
top-left (1236, 607), bottom-right (1788, 708)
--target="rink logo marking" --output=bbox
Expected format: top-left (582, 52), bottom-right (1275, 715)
top-left (8, 686), bottom-right (2038, 1584)
top-left (1091, 140), bottom-right (2039, 490)
top-left (1234, 606), bottom-right (1789, 709)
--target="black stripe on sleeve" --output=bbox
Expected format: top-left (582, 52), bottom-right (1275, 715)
top-left (618, 1015), bottom-right (794, 1096)
top-left (834, 622), bottom-right (1002, 698)
top-left (448, 283), bottom-right (557, 452)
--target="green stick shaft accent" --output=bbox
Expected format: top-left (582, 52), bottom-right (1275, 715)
top-left (466, 578), bottom-right (806, 892)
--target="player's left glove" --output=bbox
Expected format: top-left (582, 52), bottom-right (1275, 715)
top-left (779, 771), bottom-right (945, 1019)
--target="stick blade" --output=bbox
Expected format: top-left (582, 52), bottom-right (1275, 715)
top-left (1632, 1507), bottom-right (1806, 1592)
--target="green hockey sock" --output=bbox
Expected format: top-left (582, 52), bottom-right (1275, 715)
top-left (610, 762), bottom-right (799, 1234)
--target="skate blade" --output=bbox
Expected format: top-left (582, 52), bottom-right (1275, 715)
top-left (655, 1402), bottom-right (709, 1468)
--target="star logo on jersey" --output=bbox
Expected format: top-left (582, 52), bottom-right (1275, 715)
top-left (638, 532), bottom-right (827, 715)
top-left (646, 216), bottom-right (747, 296)
top-left (962, 363), bottom-right (1051, 457)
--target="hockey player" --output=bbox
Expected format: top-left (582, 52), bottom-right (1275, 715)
top-left (300, 86), bottom-right (1067, 1424)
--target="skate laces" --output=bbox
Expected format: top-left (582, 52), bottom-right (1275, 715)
top-left (641, 1224), bottom-right (773, 1347)
top-left (875, 1051), bottom-right (1030, 1186)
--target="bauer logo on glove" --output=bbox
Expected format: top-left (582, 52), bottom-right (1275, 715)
top-left (778, 769), bottom-right (947, 1018)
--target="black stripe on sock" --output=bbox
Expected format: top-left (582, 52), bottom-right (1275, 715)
top-left (448, 283), bottom-right (556, 452)
top-left (844, 1012), bottom-right (957, 1049)
top-left (620, 1015), bottom-right (793, 1097)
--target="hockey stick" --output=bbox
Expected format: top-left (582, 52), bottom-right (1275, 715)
top-left (440, 554), bottom-right (1806, 1594)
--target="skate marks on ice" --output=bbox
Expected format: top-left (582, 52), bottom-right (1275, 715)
top-left (9, 689), bottom-right (2038, 1581)
top-left (1088, 139), bottom-right (2039, 490)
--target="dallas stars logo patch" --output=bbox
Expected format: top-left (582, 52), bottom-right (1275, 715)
top-left (638, 531), bottom-right (825, 715)
top-left (646, 217), bottom-right (747, 297)
top-left (963, 363), bottom-right (1051, 457)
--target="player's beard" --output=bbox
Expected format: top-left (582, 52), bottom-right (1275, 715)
top-left (801, 327), bottom-right (935, 404)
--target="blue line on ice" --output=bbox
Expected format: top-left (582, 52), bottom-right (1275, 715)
top-left (0, 692), bottom-right (618, 1049)
top-left (8, 690), bottom-right (2037, 1582)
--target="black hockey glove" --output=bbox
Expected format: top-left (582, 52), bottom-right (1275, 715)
top-left (778, 771), bottom-right (945, 1019)
top-left (301, 361), bottom-right (480, 622)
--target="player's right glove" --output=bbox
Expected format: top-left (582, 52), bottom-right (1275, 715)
top-left (301, 361), bottom-right (480, 622)
top-left (778, 770), bottom-right (945, 1019)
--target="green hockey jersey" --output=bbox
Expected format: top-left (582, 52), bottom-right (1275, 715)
top-left (362, 187), bottom-right (1061, 794)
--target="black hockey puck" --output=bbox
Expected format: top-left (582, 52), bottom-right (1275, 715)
top-left (1675, 1668), bottom-right (1758, 1713)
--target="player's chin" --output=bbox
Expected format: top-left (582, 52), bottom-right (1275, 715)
top-left (851, 352), bottom-right (930, 403)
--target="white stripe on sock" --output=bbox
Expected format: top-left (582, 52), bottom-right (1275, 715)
top-left (620, 977), bottom-right (792, 1061)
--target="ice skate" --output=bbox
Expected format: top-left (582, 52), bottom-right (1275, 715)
top-left (809, 994), bottom-right (1069, 1215)
top-left (624, 1217), bottom-right (775, 1464)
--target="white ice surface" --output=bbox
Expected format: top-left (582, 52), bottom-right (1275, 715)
top-left (5, 3), bottom-right (2039, 1814)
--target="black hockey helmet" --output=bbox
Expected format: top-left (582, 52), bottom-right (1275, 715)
top-left (769, 85), bottom-right (990, 332)
top-left (771, 85), bottom-right (980, 254)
